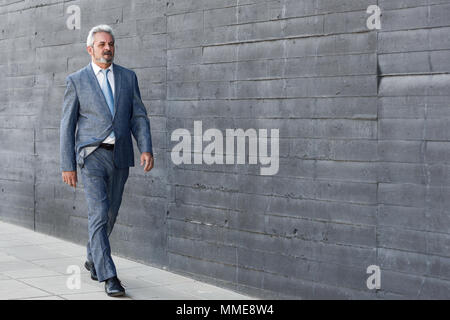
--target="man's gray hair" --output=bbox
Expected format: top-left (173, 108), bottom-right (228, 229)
top-left (86, 24), bottom-right (115, 47)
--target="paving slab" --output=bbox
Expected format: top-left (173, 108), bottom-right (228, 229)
top-left (0, 279), bottom-right (52, 300)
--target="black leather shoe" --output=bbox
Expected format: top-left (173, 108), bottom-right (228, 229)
top-left (84, 261), bottom-right (98, 281)
top-left (105, 276), bottom-right (125, 297)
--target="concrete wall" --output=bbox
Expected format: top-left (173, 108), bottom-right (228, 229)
top-left (1, 0), bottom-right (449, 299)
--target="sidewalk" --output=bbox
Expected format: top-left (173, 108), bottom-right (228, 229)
top-left (0, 220), bottom-right (254, 300)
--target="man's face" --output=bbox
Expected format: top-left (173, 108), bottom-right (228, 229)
top-left (88, 32), bottom-right (115, 65)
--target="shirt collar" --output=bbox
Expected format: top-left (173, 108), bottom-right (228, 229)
top-left (91, 62), bottom-right (113, 75)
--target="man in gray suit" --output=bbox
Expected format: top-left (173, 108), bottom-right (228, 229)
top-left (60, 25), bottom-right (154, 297)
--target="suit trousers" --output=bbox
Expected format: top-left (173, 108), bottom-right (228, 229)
top-left (80, 146), bottom-right (129, 282)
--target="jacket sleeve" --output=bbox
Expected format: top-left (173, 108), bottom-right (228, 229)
top-left (60, 76), bottom-right (79, 172)
top-left (130, 72), bottom-right (153, 156)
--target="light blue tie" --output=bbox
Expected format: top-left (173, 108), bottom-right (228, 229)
top-left (101, 69), bottom-right (115, 139)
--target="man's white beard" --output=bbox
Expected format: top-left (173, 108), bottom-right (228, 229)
top-left (96, 56), bottom-right (113, 64)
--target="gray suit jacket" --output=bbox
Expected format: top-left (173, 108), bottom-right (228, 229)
top-left (60, 63), bottom-right (153, 171)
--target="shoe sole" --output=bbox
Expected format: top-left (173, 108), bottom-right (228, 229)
top-left (84, 261), bottom-right (98, 281)
top-left (106, 291), bottom-right (125, 297)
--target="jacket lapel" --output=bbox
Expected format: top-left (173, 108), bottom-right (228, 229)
top-left (112, 63), bottom-right (121, 119)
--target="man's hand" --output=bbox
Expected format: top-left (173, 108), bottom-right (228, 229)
top-left (140, 152), bottom-right (154, 172)
top-left (62, 171), bottom-right (77, 188)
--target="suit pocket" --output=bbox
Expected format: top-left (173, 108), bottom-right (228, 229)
top-left (81, 151), bottom-right (106, 177)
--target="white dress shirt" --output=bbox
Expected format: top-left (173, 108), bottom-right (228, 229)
top-left (91, 62), bottom-right (115, 145)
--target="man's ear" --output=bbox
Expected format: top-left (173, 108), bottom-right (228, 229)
top-left (86, 46), bottom-right (93, 56)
